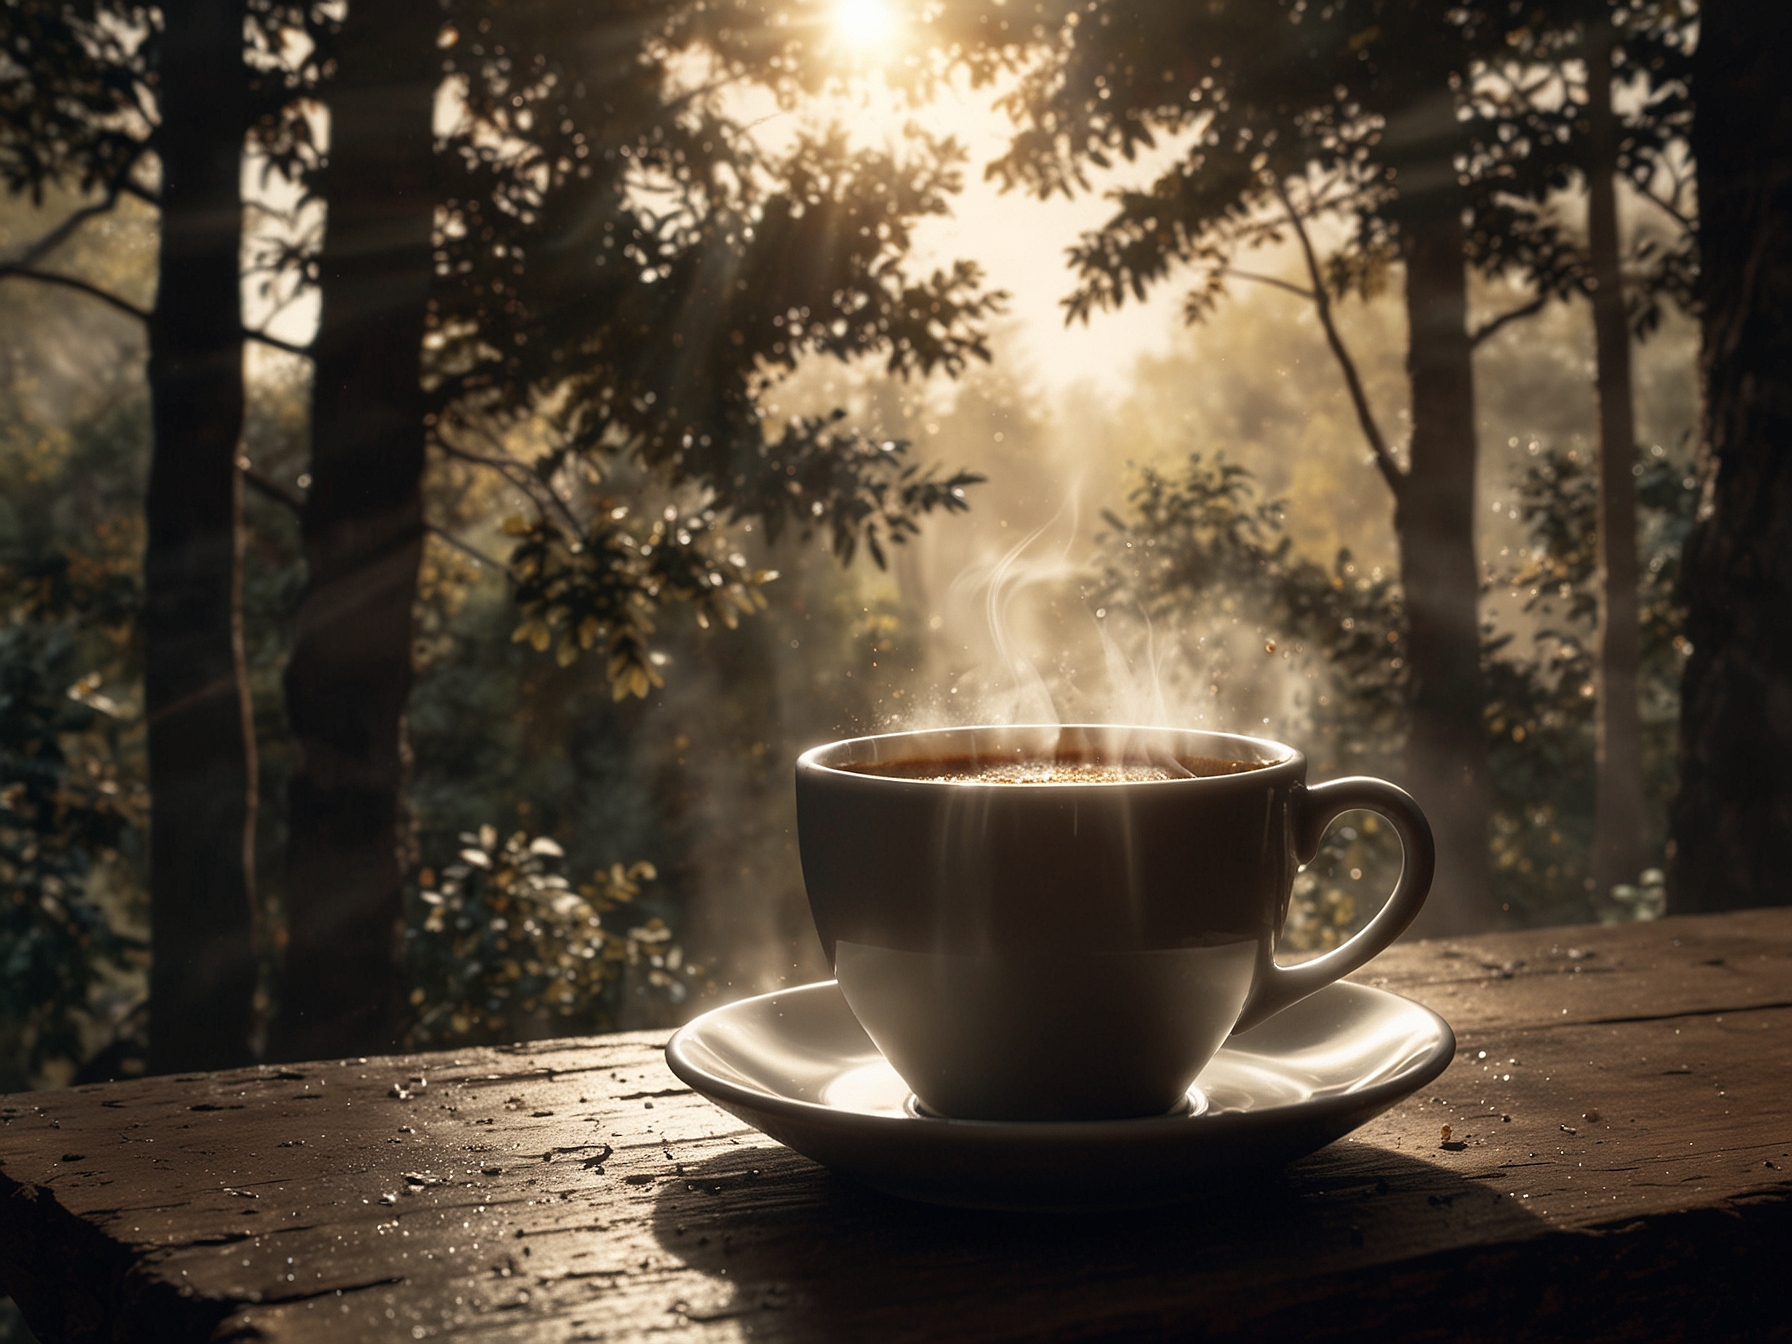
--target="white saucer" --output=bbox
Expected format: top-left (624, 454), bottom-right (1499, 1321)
top-left (665, 978), bottom-right (1454, 1211)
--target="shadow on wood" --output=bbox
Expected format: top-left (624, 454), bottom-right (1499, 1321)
top-left (650, 1142), bottom-right (1788, 1342)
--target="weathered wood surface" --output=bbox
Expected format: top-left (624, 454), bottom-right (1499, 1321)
top-left (2, 909), bottom-right (1790, 1342)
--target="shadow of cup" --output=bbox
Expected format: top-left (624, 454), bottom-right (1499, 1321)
top-left (648, 1142), bottom-right (1544, 1339)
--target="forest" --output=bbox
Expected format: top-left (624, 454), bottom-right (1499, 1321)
top-left (1, 0), bottom-right (1788, 1097)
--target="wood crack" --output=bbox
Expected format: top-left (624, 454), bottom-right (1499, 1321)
top-left (1576, 998), bottom-right (1792, 1027)
top-left (247, 1275), bottom-right (405, 1307)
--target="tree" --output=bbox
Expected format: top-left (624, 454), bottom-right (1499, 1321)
top-left (0, 395), bottom-right (151, 1088)
top-left (2, 1), bottom-right (266, 1070)
top-left (5, 1), bottom-right (999, 1067)
top-left (1095, 440), bottom-right (1695, 933)
top-left (138, 0), bottom-right (264, 1073)
top-left (1483, 440), bottom-right (1695, 923)
top-left (1469, 0), bottom-right (1696, 903)
top-left (1668, 0), bottom-right (1792, 913)
top-left (270, 0), bottom-right (999, 1056)
top-left (950, 1), bottom-right (1534, 932)
top-left (275, 0), bottom-right (441, 1063)
top-left (1581, 18), bottom-right (1649, 897)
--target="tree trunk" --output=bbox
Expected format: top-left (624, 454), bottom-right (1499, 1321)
top-left (1394, 197), bottom-right (1500, 938)
top-left (143, 0), bottom-right (259, 1073)
top-left (1584, 19), bottom-right (1650, 902)
top-left (1667, 0), bottom-right (1792, 914)
top-left (274, 0), bottom-right (439, 1060)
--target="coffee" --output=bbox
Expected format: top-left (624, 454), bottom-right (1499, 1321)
top-left (841, 754), bottom-right (1267, 785)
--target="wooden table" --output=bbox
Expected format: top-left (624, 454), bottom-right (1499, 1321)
top-left (2, 909), bottom-right (1790, 1342)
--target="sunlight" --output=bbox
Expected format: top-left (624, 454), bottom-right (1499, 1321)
top-left (831, 0), bottom-right (900, 55)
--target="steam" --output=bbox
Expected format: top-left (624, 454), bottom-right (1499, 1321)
top-left (911, 483), bottom-right (1221, 748)
top-left (970, 489), bottom-right (1082, 726)
top-left (1093, 601), bottom-right (1177, 730)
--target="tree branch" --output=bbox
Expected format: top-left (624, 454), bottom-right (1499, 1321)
top-left (426, 523), bottom-right (505, 570)
top-left (1272, 178), bottom-right (1405, 499)
top-left (246, 268), bottom-right (318, 341)
top-left (1221, 267), bottom-right (1317, 301)
top-left (243, 327), bottom-right (312, 358)
top-left (240, 463), bottom-right (305, 512)
top-left (3, 194), bottom-right (122, 271)
top-left (1636, 184), bottom-right (1694, 233)
top-left (1470, 291), bottom-right (1551, 347)
top-left (119, 178), bottom-right (160, 209)
top-left (435, 433), bottom-right (584, 535)
top-left (0, 265), bottom-right (149, 322)
top-left (2, 147), bottom-right (158, 275)
top-left (434, 437), bottom-right (534, 479)
top-left (244, 199), bottom-right (302, 227)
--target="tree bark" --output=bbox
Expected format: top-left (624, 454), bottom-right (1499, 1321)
top-left (275, 0), bottom-right (439, 1060)
top-left (143, 0), bottom-right (259, 1072)
top-left (1584, 19), bottom-right (1650, 901)
top-left (1395, 195), bottom-right (1500, 937)
top-left (1667, 0), bottom-right (1792, 913)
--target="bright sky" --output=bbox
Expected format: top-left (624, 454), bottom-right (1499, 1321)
top-left (899, 80), bottom-right (1186, 398)
top-left (811, 0), bottom-right (1186, 395)
top-left (785, 88), bottom-right (1184, 396)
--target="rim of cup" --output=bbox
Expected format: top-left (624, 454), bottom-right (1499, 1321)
top-left (796, 723), bottom-right (1302, 785)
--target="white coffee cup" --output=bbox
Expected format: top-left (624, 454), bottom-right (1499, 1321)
top-left (795, 724), bottom-right (1434, 1121)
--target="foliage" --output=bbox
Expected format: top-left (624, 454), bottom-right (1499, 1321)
top-left (1093, 455), bottom-right (1407, 950)
top-left (956, 0), bottom-right (1695, 339)
top-left (1095, 454), bottom-right (1408, 772)
top-left (501, 427), bottom-right (977, 698)
top-left (4, 1), bottom-right (1005, 1067)
top-left (0, 396), bottom-right (148, 1088)
top-left (957, 2), bottom-right (1630, 936)
top-left (964, 3), bottom-right (1496, 309)
top-left (0, 1), bottom-right (152, 201)
top-left (504, 501), bottom-right (774, 697)
top-left (403, 826), bottom-right (692, 1048)
top-left (1096, 443), bottom-right (1695, 940)
top-left (0, 618), bottom-right (144, 1087)
top-left (1464, 1), bottom-right (1698, 335)
top-left (403, 462), bottom-right (931, 1008)
top-left (5, 2), bottom-right (1004, 677)
top-left (1482, 441), bottom-right (1696, 923)
top-left (285, 0), bottom-right (1004, 693)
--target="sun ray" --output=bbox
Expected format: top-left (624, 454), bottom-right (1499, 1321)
top-left (831, 0), bottom-right (900, 55)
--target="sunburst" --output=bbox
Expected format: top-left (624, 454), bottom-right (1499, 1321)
top-left (831, 0), bottom-right (900, 54)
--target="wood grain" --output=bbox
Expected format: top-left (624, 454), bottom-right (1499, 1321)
top-left (0, 909), bottom-right (1788, 1342)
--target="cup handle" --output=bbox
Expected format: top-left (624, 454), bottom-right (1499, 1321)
top-left (1231, 776), bottom-right (1436, 1034)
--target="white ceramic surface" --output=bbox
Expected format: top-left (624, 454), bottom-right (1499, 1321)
top-left (665, 978), bottom-right (1455, 1211)
top-left (795, 725), bottom-right (1435, 1120)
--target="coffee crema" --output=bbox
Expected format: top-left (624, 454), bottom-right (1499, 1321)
top-left (840, 754), bottom-right (1269, 785)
